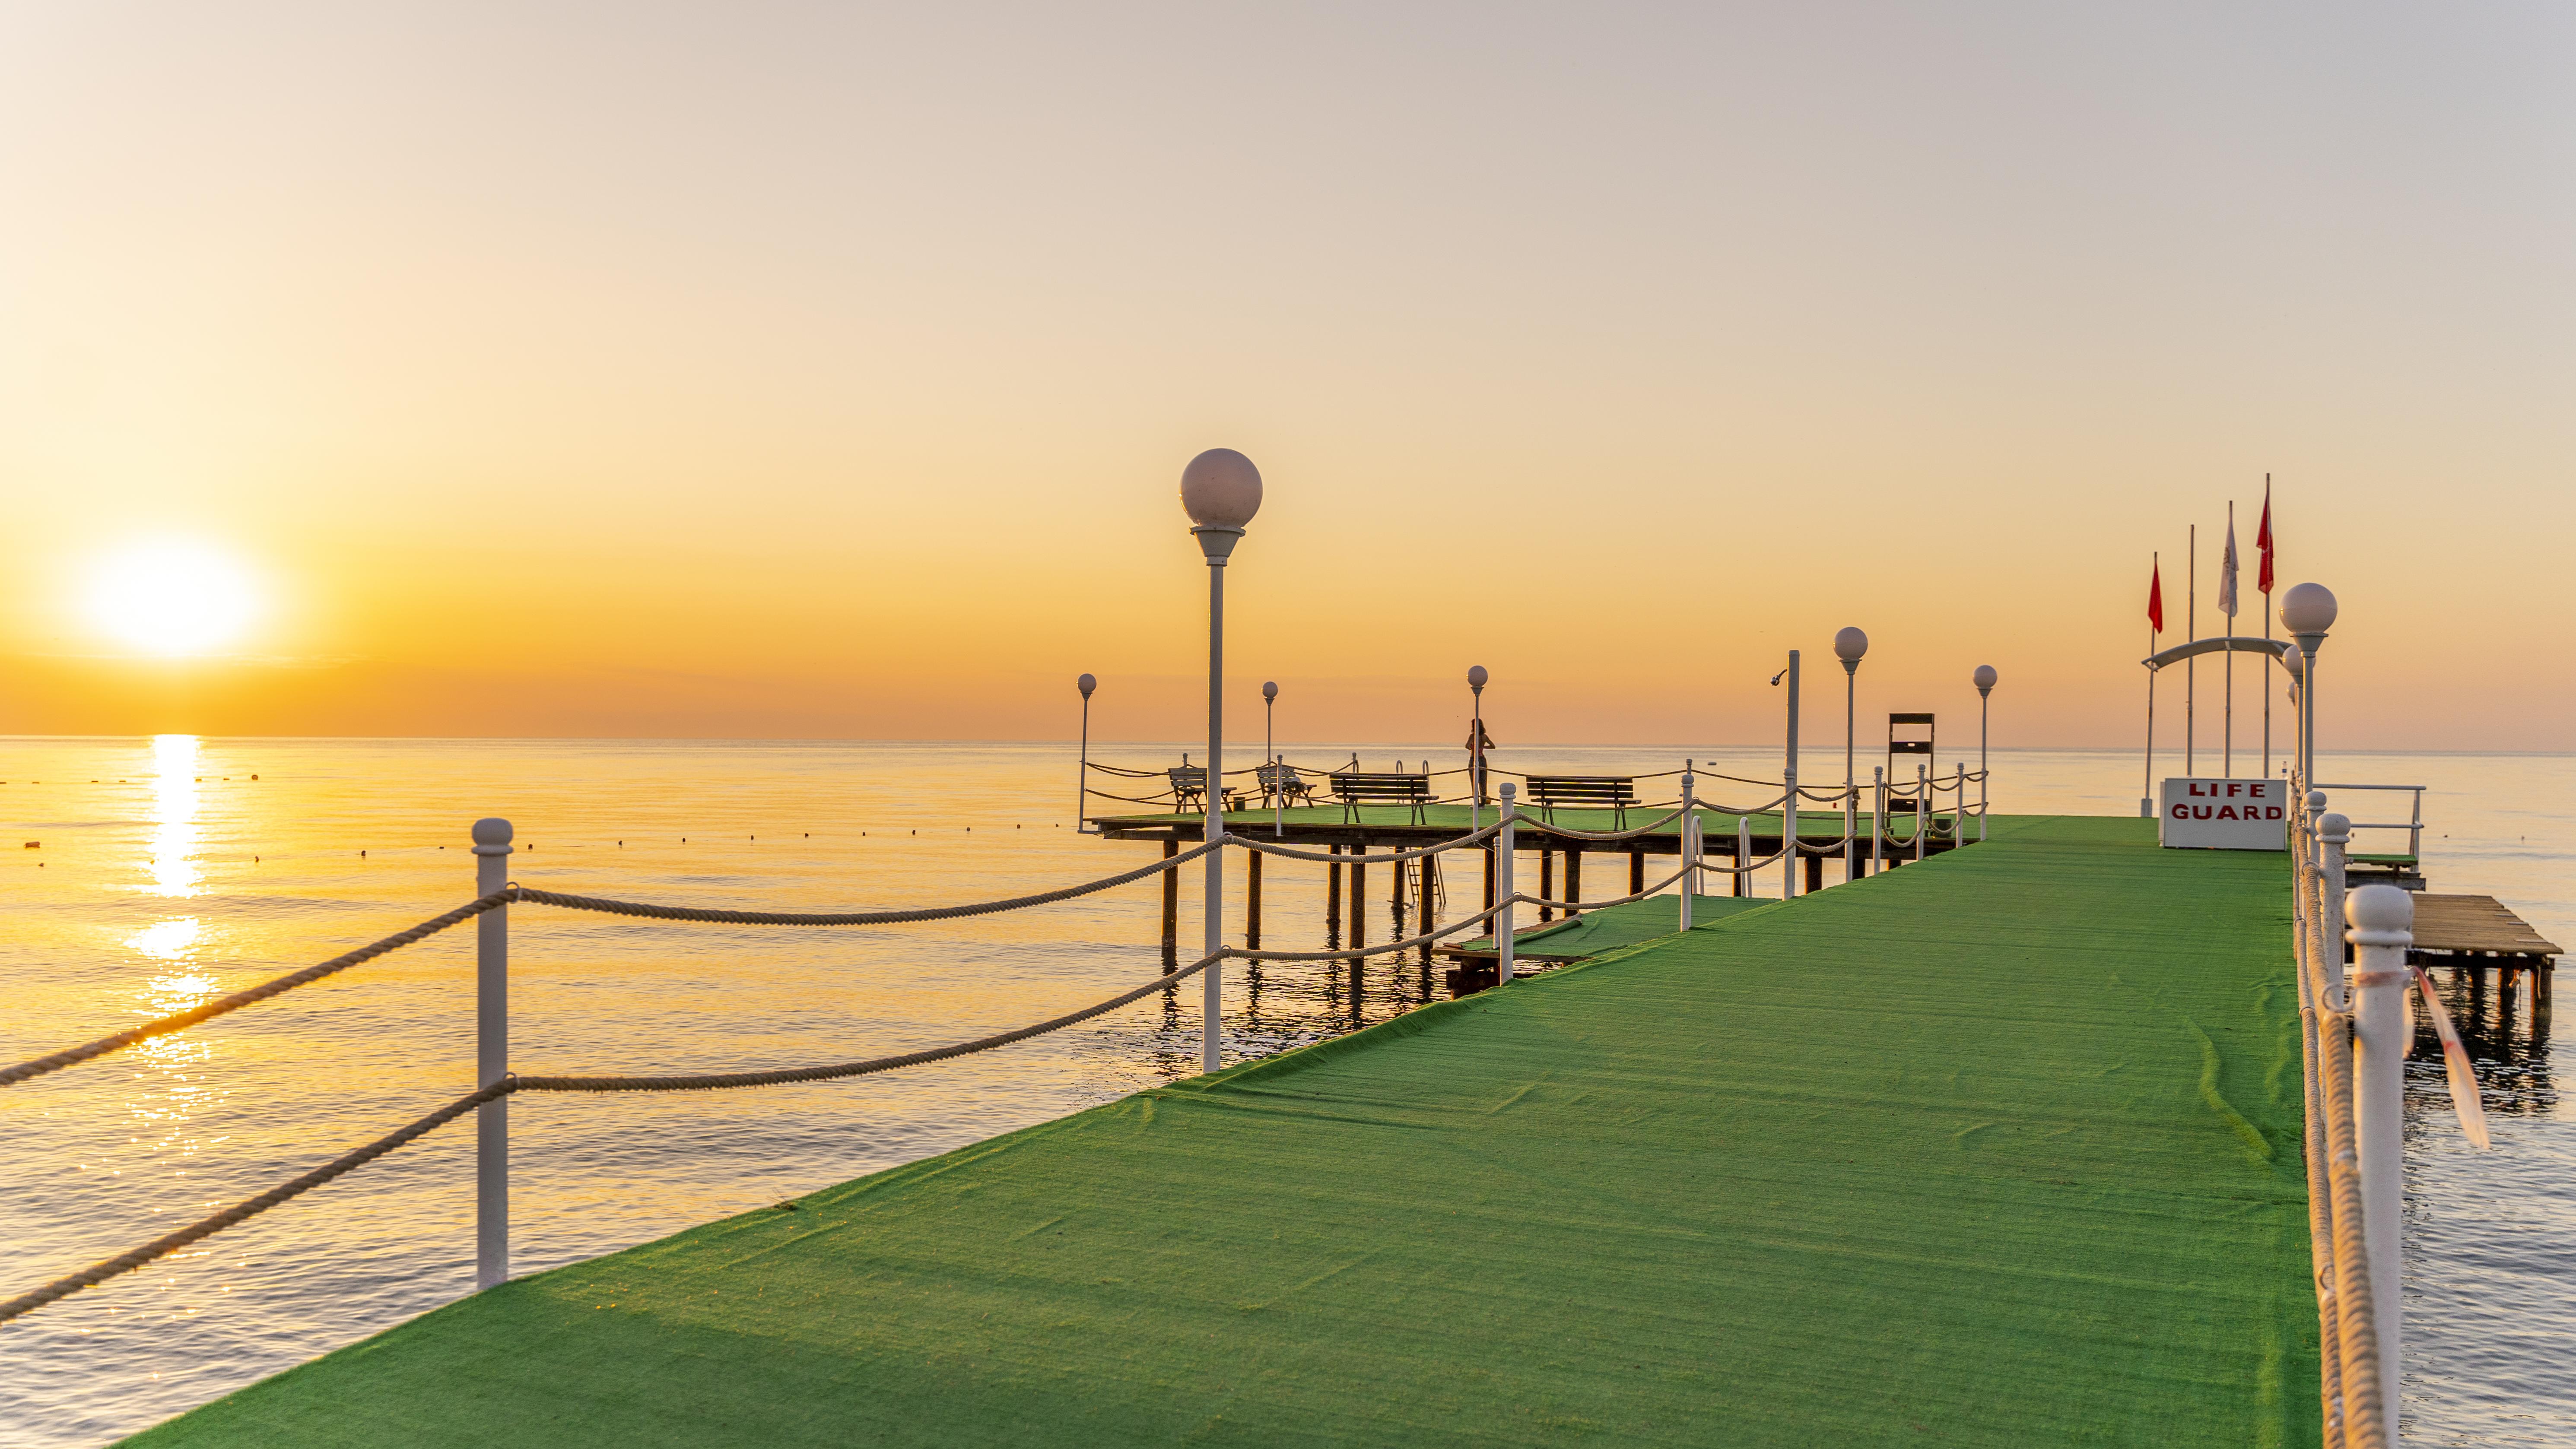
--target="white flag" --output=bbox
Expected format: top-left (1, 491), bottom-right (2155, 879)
top-left (2217, 518), bottom-right (2239, 619)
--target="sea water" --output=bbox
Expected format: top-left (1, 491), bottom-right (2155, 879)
top-left (1, 739), bottom-right (2566, 1446)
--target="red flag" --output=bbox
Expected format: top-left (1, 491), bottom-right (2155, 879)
top-left (2148, 559), bottom-right (2164, 633)
top-left (2255, 482), bottom-right (2275, 594)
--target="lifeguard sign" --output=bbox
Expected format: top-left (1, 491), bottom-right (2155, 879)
top-left (2159, 778), bottom-right (2286, 850)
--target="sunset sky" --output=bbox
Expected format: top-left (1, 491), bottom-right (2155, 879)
top-left (2, 3), bottom-right (2568, 748)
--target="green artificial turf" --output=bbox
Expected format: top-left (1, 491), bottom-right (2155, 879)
top-left (133, 816), bottom-right (2314, 1448)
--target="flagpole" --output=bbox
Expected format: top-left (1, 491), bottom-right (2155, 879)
top-left (2224, 499), bottom-right (2235, 777)
top-left (2261, 474), bottom-right (2274, 779)
top-left (2186, 524), bottom-right (2196, 775)
top-left (2144, 552), bottom-right (2157, 817)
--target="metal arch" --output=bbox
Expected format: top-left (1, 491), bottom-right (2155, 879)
top-left (2142, 635), bottom-right (2291, 671)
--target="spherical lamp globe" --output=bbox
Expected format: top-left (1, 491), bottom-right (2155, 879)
top-left (1077, 673), bottom-right (1097, 699)
top-left (2280, 582), bottom-right (2337, 635)
top-left (1262, 680), bottom-right (1278, 702)
top-left (1833, 627), bottom-right (1868, 664)
top-left (1179, 448), bottom-right (1263, 530)
top-left (1972, 664), bottom-right (1997, 692)
top-left (1467, 665), bottom-right (1488, 689)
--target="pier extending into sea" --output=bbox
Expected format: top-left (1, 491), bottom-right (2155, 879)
top-left (3, 754), bottom-right (2551, 1444)
top-left (121, 816), bottom-right (2312, 1445)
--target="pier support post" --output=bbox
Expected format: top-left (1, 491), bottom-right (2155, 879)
top-left (1325, 843), bottom-right (1342, 942)
top-left (1352, 854), bottom-right (1367, 953)
top-left (1628, 850), bottom-right (1645, 896)
top-left (1160, 839), bottom-right (1180, 963)
top-left (1481, 843), bottom-right (1494, 912)
top-left (1804, 851), bottom-right (1823, 894)
top-left (471, 817), bottom-right (513, 1292)
top-left (1538, 850), bottom-right (1553, 923)
top-left (1495, 784), bottom-right (1518, 987)
top-left (1564, 849), bottom-right (1582, 916)
top-left (1245, 848), bottom-right (1262, 949)
top-left (2347, 883), bottom-right (2412, 1447)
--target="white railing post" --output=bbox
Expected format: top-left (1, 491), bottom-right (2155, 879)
top-left (1678, 773), bottom-right (1697, 929)
top-left (1951, 764), bottom-right (1965, 844)
top-left (1782, 649), bottom-right (1801, 900)
top-left (1494, 783), bottom-right (1518, 987)
top-left (1872, 766), bottom-right (1884, 874)
top-left (2346, 882), bottom-right (2412, 1446)
top-left (1844, 781), bottom-right (1857, 883)
top-left (471, 817), bottom-right (513, 1291)
top-left (2318, 811), bottom-right (2352, 1010)
top-left (1735, 815), bottom-right (1750, 897)
top-left (1913, 764), bottom-right (1928, 863)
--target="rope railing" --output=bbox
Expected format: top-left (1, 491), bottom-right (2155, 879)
top-left (1230, 819), bottom-right (1508, 866)
top-left (0, 892), bottom-right (515, 1089)
top-left (1229, 900), bottom-right (1514, 962)
top-left (1509, 807), bottom-right (1688, 842)
top-left (0, 950), bottom-right (1229, 1328)
top-left (2, 844), bottom-right (1227, 1089)
top-left (1510, 866), bottom-right (1689, 913)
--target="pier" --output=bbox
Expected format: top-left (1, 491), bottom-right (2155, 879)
top-left (122, 817), bottom-right (2325, 1445)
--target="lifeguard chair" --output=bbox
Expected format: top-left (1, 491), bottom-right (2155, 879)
top-left (1887, 713), bottom-right (1935, 812)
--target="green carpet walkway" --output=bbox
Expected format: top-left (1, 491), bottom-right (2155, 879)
top-left (135, 816), bottom-right (2316, 1448)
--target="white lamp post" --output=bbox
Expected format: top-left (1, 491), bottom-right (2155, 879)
top-left (2279, 583), bottom-right (2336, 789)
top-left (1972, 665), bottom-right (1996, 843)
top-left (1467, 664), bottom-right (1489, 828)
top-left (2279, 641), bottom-right (2305, 778)
top-left (1075, 674), bottom-right (1097, 835)
top-left (1181, 447), bottom-right (1261, 1075)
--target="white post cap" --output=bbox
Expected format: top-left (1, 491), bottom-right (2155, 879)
top-left (2345, 882), bottom-right (2414, 945)
top-left (472, 818), bottom-right (514, 854)
top-left (2317, 811), bottom-right (2352, 842)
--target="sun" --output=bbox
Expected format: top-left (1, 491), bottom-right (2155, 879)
top-left (86, 540), bottom-right (262, 656)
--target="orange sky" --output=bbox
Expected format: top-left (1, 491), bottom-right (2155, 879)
top-left (3, 4), bottom-right (2570, 748)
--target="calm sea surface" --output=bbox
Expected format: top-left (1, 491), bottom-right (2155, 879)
top-left (2, 739), bottom-right (2567, 1446)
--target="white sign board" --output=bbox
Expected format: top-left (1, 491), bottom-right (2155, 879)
top-left (2159, 777), bottom-right (2286, 850)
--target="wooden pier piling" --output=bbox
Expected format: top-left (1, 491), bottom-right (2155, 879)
top-left (1160, 838), bottom-right (1179, 964)
top-left (1564, 850), bottom-right (1582, 916)
top-left (1538, 850), bottom-right (1554, 922)
top-left (1325, 843), bottom-right (1342, 942)
top-left (1245, 849), bottom-right (1262, 949)
top-left (1629, 850), bottom-right (1645, 895)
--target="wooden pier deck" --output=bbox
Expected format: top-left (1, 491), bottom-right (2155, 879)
top-left (136, 815), bottom-right (2322, 1447)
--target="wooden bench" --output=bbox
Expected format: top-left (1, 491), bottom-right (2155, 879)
top-left (1330, 771), bottom-right (1431, 824)
top-left (1166, 767), bottom-right (1245, 815)
top-left (1524, 775), bottom-right (1637, 829)
top-left (1256, 762), bottom-right (1313, 809)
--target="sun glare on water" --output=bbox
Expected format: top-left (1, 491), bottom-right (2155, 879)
top-left (86, 540), bottom-right (261, 656)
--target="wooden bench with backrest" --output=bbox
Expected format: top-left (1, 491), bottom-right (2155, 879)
top-left (1330, 771), bottom-right (1431, 825)
top-left (1524, 775), bottom-right (1638, 829)
top-left (1167, 765), bottom-right (1250, 815)
top-left (1257, 761), bottom-right (1313, 809)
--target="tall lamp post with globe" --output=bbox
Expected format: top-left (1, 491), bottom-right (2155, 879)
top-left (1075, 673), bottom-right (1098, 834)
top-left (2279, 583), bottom-right (2336, 788)
top-left (1467, 665), bottom-right (1490, 828)
top-left (1262, 680), bottom-right (1281, 836)
top-left (1181, 448), bottom-right (1261, 1074)
top-left (1833, 629), bottom-right (1866, 882)
top-left (1972, 665), bottom-right (1996, 841)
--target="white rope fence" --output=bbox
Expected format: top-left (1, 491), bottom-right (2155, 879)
top-left (3, 753), bottom-right (1998, 1333)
